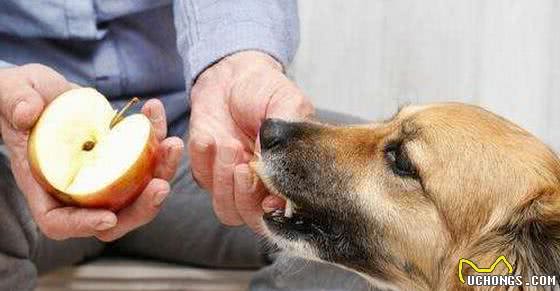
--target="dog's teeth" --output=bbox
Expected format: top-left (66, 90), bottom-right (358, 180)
top-left (272, 209), bottom-right (284, 217)
top-left (284, 199), bottom-right (294, 218)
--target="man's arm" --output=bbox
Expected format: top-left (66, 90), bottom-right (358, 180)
top-left (173, 0), bottom-right (299, 91)
top-left (174, 1), bottom-right (313, 231)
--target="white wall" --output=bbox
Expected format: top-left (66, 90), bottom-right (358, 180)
top-left (292, 0), bottom-right (560, 150)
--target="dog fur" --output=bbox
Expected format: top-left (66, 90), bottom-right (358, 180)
top-left (253, 103), bottom-right (560, 290)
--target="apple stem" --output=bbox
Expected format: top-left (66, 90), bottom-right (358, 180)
top-left (110, 97), bottom-right (140, 129)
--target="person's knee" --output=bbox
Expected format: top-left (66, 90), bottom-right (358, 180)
top-left (0, 252), bottom-right (38, 291)
top-left (0, 161), bottom-right (39, 260)
top-left (0, 153), bottom-right (40, 290)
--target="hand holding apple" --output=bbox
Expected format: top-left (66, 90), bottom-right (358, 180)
top-left (0, 64), bottom-right (184, 241)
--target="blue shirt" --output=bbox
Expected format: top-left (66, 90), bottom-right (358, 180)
top-left (0, 0), bottom-right (299, 137)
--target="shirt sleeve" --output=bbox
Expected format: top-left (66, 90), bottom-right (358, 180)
top-left (172, 0), bottom-right (299, 90)
top-left (0, 60), bottom-right (12, 143)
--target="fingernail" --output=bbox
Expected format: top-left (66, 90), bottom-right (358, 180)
top-left (262, 195), bottom-right (286, 213)
top-left (95, 215), bottom-right (117, 231)
top-left (154, 190), bottom-right (169, 206)
top-left (218, 147), bottom-right (237, 164)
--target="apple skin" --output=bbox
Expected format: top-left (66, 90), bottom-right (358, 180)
top-left (27, 127), bottom-right (159, 212)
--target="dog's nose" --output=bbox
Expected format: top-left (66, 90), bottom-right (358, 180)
top-left (260, 119), bottom-right (298, 151)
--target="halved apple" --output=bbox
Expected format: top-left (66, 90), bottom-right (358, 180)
top-left (28, 88), bottom-right (158, 211)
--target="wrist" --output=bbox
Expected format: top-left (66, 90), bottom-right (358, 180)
top-left (193, 50), bottom-right (283, 92)
top-left (221, 50), bottom-right (283, 72)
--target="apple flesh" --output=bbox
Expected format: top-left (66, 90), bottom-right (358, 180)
top-left (28, 88), bottom-right (158, 211)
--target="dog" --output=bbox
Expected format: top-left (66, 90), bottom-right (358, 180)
top-left (253, 103), bottom-right (560, 290)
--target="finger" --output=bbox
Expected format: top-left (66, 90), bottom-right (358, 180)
top-left (212, 141), bottom-right (244, 226)
top-left (0, 64), bottom-right (72, 130)
top-left (154, 136), bottom-right (184, 180)
top-left (0, 116), bottom-right (29, 159)
top-left (2, 118), bottom-right (62, 215)
top-left (142, 99), bottom-right (167, 141)
top-left (40, 207), bottom-right (117, 240)
top-left (254, 134), bottom-right (262, 156)
top-left (3, 87), bottom-right (44, 131)
top-left (188, 132), bottom-right (215, 190)
top-left (69, 82), bottom-right (82, 89)
top-left (25, 64), bottom-right (74, 101)
top-left (96, 179), bottom-right (170, 242)
top-left (234, 163), bottom-right (266, 233)
top-left (266, 86), bottom-right (315, 121)
top-left (262, 195), bottom-right (286, 213)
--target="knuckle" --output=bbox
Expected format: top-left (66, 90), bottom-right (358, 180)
top-left (38, 222), bottom-right (64, 240)
top-left (0, 81), bottom-right (32, 120)
top-left (4, 89), bottom-right (25, 113)
top-left (190, 84), bottom-right (220, 105)
top-left (213, 170), bottom-right (232, 186)
top-left (186, 135), bottom-right (198, 151)
top-left (218, 139), bottom-right (241, 152)
top-left (187, 134), bottom-right (213, 156)
top-left (20, 63), bottom-right (66, 87)
top-left (194, 71), bottom-right (213, 88)
top-left (189, 87), bottom-right (203, 104)
top-left (0, 68), bottom-right (15, 86)
top-left (215, 211), bottom-right (243, 226)
top-left (21, 63), bottom-right (49, 74)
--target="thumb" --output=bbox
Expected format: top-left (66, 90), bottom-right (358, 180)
top-left (257, 89), bottom-right (314, 148)
top-left (0, 64), bottom-right (72, 130)
top-left (8, 87), bottom-right (46, 130)
top-left (265, 88), bottom-right (315, 122)
top-left (40, 208), bottom-right (117, 240)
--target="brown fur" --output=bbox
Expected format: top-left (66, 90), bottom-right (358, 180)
top-left (255, 103), bottom-right (560, 290)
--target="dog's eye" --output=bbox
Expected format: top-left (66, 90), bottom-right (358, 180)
top-left (384, 142), bottom-right (418, 178)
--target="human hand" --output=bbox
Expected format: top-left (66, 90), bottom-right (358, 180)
top-left (188, 51), bottom-right (314, 233)
top-left (0, 64), bottom-right (184, 241)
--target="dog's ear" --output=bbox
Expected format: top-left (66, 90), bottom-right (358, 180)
top-left (495, 187), bottom-right (560, 277)
top-left (453, 188), bottom-right (560, 291)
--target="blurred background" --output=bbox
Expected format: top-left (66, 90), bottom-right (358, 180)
top-left (291, 0), bottom-right (560, 150)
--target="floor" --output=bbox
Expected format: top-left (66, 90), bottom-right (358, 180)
top-left (37, 258), bottom-right (255, 291)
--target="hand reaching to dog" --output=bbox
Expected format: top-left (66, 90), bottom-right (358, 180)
top-left (0, 64), bottom-right (184, 241)
top-left (188, 51), bottom-right (314, 233)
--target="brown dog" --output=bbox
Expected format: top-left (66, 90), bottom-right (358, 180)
top-left (253, 103), bottom-right (560, 290)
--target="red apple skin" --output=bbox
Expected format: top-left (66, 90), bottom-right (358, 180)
top-left (28, 126), bottom-right (159, 212)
